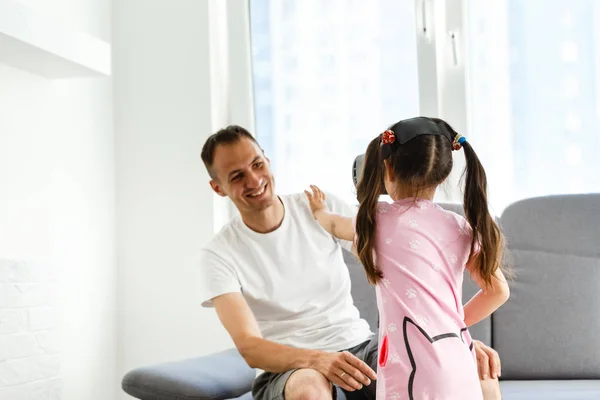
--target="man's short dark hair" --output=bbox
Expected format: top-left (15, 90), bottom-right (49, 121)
top-left (201, 125), bottom-right (259, 179)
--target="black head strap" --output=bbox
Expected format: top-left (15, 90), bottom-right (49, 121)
top-left (380, 117), bottom-right (454, 159)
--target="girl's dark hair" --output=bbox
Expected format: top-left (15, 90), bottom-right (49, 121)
top-left (355, 117), bottom-right (505, 288)
top-left (355, 136), bottom-right (386, 284)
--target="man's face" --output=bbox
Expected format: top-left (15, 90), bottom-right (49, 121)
top-left (209, 137), bottom-right (276, 214)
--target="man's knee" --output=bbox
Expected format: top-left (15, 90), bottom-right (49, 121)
top-left (285, 369), bottom-right (333, 400)
top-left (480, 377), bottom-right (502, 400)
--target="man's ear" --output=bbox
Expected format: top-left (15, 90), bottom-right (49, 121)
top-left (210, 180), bottom-right (227, 197)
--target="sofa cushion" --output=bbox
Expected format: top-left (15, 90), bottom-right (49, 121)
top-left (344, 249), bottom-right (378, 331)
top-left (494, 194), bottom-right (600, 380)
top-left (500, 380), bottom-right (600, 400)
top-left (500, 194), bottom-right (600, 258)
top-left (493, 250), bottom-right (600, 379)
top-left (229, 393), bottom-right (253, 400)
top-left (122, 348), bottom-right (255, 400)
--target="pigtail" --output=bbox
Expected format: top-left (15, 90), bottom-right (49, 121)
top-left (461, 140), bottom-right (505, 288)
top-left (356, 136), bottom-right (386, 284)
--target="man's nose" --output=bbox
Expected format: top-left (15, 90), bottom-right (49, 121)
top-left (246, 171), bottom-right (262, 188)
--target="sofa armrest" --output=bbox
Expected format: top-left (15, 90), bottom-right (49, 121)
top-left (122, 348), bottom-right (256, 400)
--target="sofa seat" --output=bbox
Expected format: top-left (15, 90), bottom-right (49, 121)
top-left (500, 380), bottom-right (600, 400)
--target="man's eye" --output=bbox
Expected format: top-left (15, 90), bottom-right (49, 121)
top-left (254, 162), bottom-right (263, 169)
top-left (231, 175), bottom-right (241, 181)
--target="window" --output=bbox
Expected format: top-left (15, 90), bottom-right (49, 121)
top-left (245, 0), bottom-right (600, 212)
top-left (249, 0), bottom-right (419, 205)
top-left (465, 0), bottom-right (600, 210)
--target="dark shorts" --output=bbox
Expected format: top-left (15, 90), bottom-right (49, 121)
top-left (252, 335), bottom-right (379, 400)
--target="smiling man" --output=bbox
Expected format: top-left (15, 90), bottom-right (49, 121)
top-left (198, 125), bottom-right (503, 400)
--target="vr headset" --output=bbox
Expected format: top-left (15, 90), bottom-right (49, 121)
top-left (353, 153), bottom-right (377, 193)
top-left (351, 154), bottom-right (364, 188)
top-left (352, 153), bottom-right (389, 195)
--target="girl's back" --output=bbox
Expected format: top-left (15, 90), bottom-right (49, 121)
top-left (374, 198), bottom-right (483, 400)
top-left (306, 116), bottom-right (510, 399)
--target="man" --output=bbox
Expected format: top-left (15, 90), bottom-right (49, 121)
top-left (199, 125), bottom-right (502, 399)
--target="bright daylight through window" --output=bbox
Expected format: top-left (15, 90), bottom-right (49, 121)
top-left (248, 0), bottom-right (600, 211)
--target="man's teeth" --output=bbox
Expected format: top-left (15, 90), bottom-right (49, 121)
top-left (248, 186), bottom-right (266, 197)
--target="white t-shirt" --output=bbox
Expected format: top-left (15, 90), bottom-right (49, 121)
top-left (199, 192), bottom-right (374, 352)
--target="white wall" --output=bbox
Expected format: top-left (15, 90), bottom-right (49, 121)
top-left (113, 1), bottom-right (238, 397)
top-left (1, 0), bottom-right (257, 397)
top-left (0, 1), bottom-right (115, 399)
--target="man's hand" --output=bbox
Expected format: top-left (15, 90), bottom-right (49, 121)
top-left (304, 185), bottom-right (328, 218)
top-left (310, 350), bottom-right (377, 392)
top-left (473, 340), bottom-right (501, 380)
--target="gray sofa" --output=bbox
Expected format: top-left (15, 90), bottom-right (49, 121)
top-left (122, 193), bottom-right (600, 399)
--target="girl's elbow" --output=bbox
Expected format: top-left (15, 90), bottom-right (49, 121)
top-left (498, 283), bottom-right (510, 304)
top-left (486, 282), bottom-right (510, 305)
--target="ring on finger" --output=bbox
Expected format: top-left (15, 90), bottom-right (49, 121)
top-left (340, 372), bottom-right (346, 379)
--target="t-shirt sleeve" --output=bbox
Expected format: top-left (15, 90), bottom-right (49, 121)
top-left (198, 248), bottom-right (241, 308)
top-left (324, 191), bottom-right (357, 252)
top-left (455, 213), bottom-right (481, 256)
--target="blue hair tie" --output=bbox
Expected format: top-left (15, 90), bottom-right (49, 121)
top-left (453, 134), bottom-right (466, 150)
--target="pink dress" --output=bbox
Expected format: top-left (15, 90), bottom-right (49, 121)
top-left (367, 199), bottom-right (483, 400)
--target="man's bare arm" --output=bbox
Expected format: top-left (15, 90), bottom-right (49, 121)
top-left (212, 292), bottom-right (317, 371)
top-left (212, 292), bottom-right (375, 391)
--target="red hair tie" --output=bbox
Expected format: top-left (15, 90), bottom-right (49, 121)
top-left (382, 130), bottom-right (396, 145)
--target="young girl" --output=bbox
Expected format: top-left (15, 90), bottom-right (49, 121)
top-left (305, 116), bottom-right (510, 399)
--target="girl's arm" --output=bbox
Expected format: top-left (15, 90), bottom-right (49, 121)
top-left (313, 210), bottom-right (354, 241)
top-left (305, 185), bottom-right (354, 241)
top-left (463, 259), bottom-right (510, 327)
